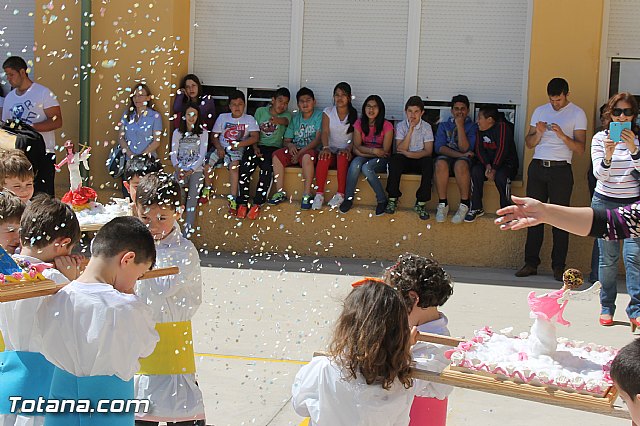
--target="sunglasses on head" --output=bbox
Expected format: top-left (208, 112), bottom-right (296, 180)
top-left (612, 108), bottom-right (634, 117)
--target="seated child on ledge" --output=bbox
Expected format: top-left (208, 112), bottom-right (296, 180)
top-left (133, 172), bottom-right (206, 425)
top-left (385, 253), bottom-right (455, 426)
top-left (0, 194), bottom-right (82, 426)
top-left (35, 216), bottom-right (160, 426)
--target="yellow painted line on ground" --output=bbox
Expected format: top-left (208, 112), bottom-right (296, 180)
top-left (195, 352), bottom-right (309, 365)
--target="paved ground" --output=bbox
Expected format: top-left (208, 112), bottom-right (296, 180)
top-left (190, 252), bottom-right (634, 426)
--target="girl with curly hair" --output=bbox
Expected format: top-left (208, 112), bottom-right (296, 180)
top-left (291, 279), bottom-right (415, 425)
top-left (385, 253), bottom-right (454, 426)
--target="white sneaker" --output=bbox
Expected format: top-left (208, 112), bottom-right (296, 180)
top-left (435, 203), bottom-right (449, 223)
top-left (327, 193), bottom-right (345, 208)
top-left (451, 204), bottom-right (470, 224)
top-left (312, 193), bottom-right (324, 210)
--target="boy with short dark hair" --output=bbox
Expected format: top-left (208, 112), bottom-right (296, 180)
top-left (0, 194), bottom-right (82, 426)
top-left (205, 90), bottom-right (260, 214)
top-left (237, 87), bottom-right (292, 219)
top-left (0, 190), bottom-right (25, 254)
top-left (124, 154), bottom-right (163, 201)
top-left (0, 149), bottom-right (35, 202)
top-left (36, 216), bottom-right (159, 426)
top-left (610, 339), bottom-right (640, 425)
top-left (269, 87), bottom-right (323, 209)
top-left (385, 96), bottom-right (435, 219)
top-left (133, 172), bottom-right (206, 424)
top-left (434, 94), bottom-right (478, 224)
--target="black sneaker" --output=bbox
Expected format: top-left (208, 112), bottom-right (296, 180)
top-left (339, 199), bottom-right (353, 214)
top-left (375, 202), bottom-right (386, 216)
top-left (464, 208), bottom-right (485, 223)
top-left (414, 202), bottom-right (430, 220)
top-left (385, 198), bottom-right (398, 214)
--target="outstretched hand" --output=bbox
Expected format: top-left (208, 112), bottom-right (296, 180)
top-left (494, 196), bottom-right (546, 231)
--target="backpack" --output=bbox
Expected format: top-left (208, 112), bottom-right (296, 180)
top-left (106, 146), bottom-right (126, 178)
top-left (0, 120), bottom-right (50, 194)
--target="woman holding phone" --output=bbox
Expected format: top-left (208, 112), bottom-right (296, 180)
top-left (591, 91), bottom-right (640, 328)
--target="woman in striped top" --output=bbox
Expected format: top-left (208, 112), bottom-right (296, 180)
top-left (591, 92), bottom-right (640, 328)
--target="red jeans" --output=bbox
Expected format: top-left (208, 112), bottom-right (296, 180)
top-left (315, 152), bottom-right (350, 194)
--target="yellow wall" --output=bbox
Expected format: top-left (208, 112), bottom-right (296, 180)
top-left (525, 0), bottom-right (604, 205)
top-left (521, 0), bottom-right (605, 271)
top-left (33, 1), bottom-right (82, 188)
top-left (34, 0), bottom-right (191, 196)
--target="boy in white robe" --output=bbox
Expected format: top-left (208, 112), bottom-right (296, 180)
top-left (133, 172), bottom-right (205, 426)
top-left (0, 194), bottom-right (82, 426)
top-left (35, 216), bottom-right (160, 426)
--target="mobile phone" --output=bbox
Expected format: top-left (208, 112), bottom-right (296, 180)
top-left (546, 123), bottom-right (554, 131)
top-left (609, 121), bottom-right (632, 142)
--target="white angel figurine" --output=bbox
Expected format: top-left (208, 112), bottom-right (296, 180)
top-left (527, 268), bottom-right (601, 357)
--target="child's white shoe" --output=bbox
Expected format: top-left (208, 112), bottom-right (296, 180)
top-left (312, 193), bottom-right (324, 210)
top-left (327, 193), bottom-right (345, 208)
top-left (435, 203), bottom-right (449, 223)
top-left (451, 204), bottom-right (469, 224)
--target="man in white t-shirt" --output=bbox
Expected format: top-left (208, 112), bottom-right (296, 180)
top-left (2, 56), bottom-right (62, 196)
top-left (516, 78), bottom-right (587, 281)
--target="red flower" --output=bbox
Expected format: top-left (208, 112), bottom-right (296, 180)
top-left (61, 186), bottom-right (97, 206)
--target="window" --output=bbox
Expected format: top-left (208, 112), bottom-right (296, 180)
top-left (202, 86), bottom-right (279, 117)
top-left (608, 59), bottom-right (640, 127)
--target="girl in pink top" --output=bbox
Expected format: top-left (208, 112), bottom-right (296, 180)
top-left (340, 95), bottom-right (394, 215)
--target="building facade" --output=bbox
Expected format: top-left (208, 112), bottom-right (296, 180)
top-left (3, 0), bottom-right (637, 269)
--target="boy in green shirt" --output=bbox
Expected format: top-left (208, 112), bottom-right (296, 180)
top-left (237, 87), bottom-right (291, 220)
top-left (269, 87), bottom-right (322, 210)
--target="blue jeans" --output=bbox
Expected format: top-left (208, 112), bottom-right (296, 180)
top-left (591, 196), bottom-right (640, 318)
top-left (344, 156), bottom-right (388, 203)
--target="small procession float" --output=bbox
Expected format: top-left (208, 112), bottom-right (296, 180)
top-left (411, 269), bottom-right (627, 419)
top-left (55, 141), bottom-right (130, 232)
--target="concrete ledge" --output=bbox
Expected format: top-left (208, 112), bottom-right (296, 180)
top-left (206, 166), bottom-right (522, 212)
top-left (192, 197), bottom-right (593, 273)
top-left (86, 168), bottom-right (595, 273)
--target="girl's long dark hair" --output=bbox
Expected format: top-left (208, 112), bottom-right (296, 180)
top-left (179, 102), bottom-right (203, 136)
top-left (334, 82), bottom-right (357, 134)
top-left (329, 280), bottom-right (413, 390)
top-left (180, 74), bottom-right (203, 105)
top-left (361, 95), bottom-right (386, 137)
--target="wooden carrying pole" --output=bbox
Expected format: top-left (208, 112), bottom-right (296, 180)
top-left (0, 265), bottom-right (180, 302)
top-left (416, 332), bottom-right (466, 347)
top-left (79, 259), bottom-right (179, 280)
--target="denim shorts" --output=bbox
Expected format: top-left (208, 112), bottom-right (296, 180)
top-left (206, 147), bottom-right (243, 168)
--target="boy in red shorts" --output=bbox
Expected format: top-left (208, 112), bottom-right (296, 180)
top-left (268, 87), bottom-right (323, 210)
